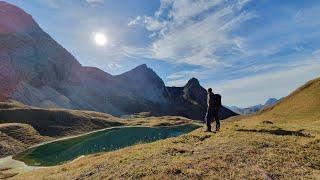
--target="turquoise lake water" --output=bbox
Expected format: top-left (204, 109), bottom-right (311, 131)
top-left (15, 124), bottom-right (200, 166)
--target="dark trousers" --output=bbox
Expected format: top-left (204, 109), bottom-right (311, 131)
top-left (205, 107), bottom-right (220, 131)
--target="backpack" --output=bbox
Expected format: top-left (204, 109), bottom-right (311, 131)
top-left (214, 94), bottom-right (222, 107)
top-left (208, 93), bottom-right (222, 107)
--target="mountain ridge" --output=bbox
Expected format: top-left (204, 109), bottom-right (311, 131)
top-left (228, 98), bottom-right (279, 115)
top-left (0, 2), bottom-right (237, 120)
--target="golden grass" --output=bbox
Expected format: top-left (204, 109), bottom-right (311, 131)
top-left (14, 119), bottom-right (320, 179)
top-left (124, 116), bottom-right (199, 127)
top-left (0, 123), bottom-right (51, 158)
top-left (0, 102), bottom-right (125, 158)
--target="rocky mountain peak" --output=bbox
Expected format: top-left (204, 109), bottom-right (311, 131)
top-left (119, 64), bottom-right (160, 82)
top-left (0, 2), bottom-right (82, 99)
top-left (184, 77), bottom-right (201, 89)
top-left (116, 64), bottom-right (169, 104)
top-left (264, 98), bottom-right (278, 106)
top-left (127, 64), bottom-right (152, 75)
top-left (0, 1), bottom-right (38, 33)
top-left (182, 77), bottom-right (207, 107)
top-left (135, 64), bottom-right (148, 70)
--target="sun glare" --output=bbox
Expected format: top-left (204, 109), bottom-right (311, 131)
top-left (94, 32), bottom-right (108, 46)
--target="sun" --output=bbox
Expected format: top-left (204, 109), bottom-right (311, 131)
top-left (94, 32), bottom-right (108, 46)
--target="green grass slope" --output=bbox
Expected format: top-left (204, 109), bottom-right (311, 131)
top-left (14, 77), bottom-right (320, 179)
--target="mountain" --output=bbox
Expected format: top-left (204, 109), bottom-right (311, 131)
top-left (167, 78), bottom-right (238, 120)
top-left (264, 98), bottom-right (278, 106)
top-left (0, 2), bottom-right (236, 120)
top-left (112, 64), bottom-right (171, 115)
top-left (229, 98), bottom-right (279, 115)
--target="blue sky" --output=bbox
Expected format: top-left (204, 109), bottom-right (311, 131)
top-left (4, 0), bottom-right (320, 107)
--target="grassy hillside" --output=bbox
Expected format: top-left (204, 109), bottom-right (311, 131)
top-left (0, 123), bottom-right (51, 157)
top-left (236, 77), bottom-right (320, 132)
top-left (0, 101), bottom-right (124, 157)
top-left (13, 77), bottom-right (320, 179)
top-left (0, 102), bottom-right (124, 137)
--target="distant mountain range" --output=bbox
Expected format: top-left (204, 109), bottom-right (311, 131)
top-left (0, 2), bottom-right (237, 120)
top-left (228, 98), bottom-right (279, 115)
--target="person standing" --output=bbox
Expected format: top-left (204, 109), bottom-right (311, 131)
top-left (205, 88), bottom-right (222, 132)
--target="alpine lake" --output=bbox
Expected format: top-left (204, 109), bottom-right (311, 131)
top-left (14, 124), bottom-right (201, 166)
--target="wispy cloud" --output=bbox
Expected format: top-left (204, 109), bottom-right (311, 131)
top-left (128, 0), bottom-right (256, 67)
top-left (85, 0), bottom-right (104, 3)
top-left (128, 16), bottom-right (167, 32)
top-left (126, 0), bottom-right (320, 106)
top-left (209, 51), bottom-right (320, 107)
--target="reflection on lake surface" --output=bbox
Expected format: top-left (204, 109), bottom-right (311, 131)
top-left (15, 124), bottom-right (200, 166)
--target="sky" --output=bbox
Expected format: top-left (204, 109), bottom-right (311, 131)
top-left (4, 0), bottom-right (320, 107)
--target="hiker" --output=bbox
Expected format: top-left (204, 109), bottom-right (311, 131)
top-left (205, 88), bottom-right (222, 132)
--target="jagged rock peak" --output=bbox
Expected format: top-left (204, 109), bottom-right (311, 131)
top-left (185, 77), bottom-right (200, 87)
top-left (136, 64), bottom-right (148, 69)
top-left (124, 64), bottom-right (156, 75)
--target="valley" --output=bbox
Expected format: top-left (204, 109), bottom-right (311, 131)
top-left (2, 77), bottom-right (319, 180)
top-left (0, 1), bottom-right (319, 179)
top-left (0, 101), bottom-right (199, 158)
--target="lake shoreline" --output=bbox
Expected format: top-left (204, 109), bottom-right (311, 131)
top-left (14, 124), bottom-right (201, 166)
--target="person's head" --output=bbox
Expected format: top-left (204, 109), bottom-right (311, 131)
top-left (208, 88), bottom-right (212, 93)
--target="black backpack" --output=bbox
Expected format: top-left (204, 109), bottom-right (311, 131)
top-left (208, 93), bottom-right (222, 107)
top-left (214, 94), bottom-right (222, 107)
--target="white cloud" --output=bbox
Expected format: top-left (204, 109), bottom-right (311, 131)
top-left (210, 56), bottom-right (320, 107)
top-left (166, 70), bottom-right (199, 86)
top-left (128, 0), bottom-right (255, 67)
top-left (85, 0), bottom-right (104, 3)
top-left (108, 63), bottom-right (122, 69)
top-left (128, 16), bottom-right (167, 31)
top-left (162, 0), bottom-right (223, 23)
top-left (166, 69), bottom-right (213, 86)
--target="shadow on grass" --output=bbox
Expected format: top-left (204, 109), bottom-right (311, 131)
top-left (236, 128), bottom-right (314, 137)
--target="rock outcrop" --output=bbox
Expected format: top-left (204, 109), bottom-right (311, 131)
top-left (167, 78), bottom-right (238, 120)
